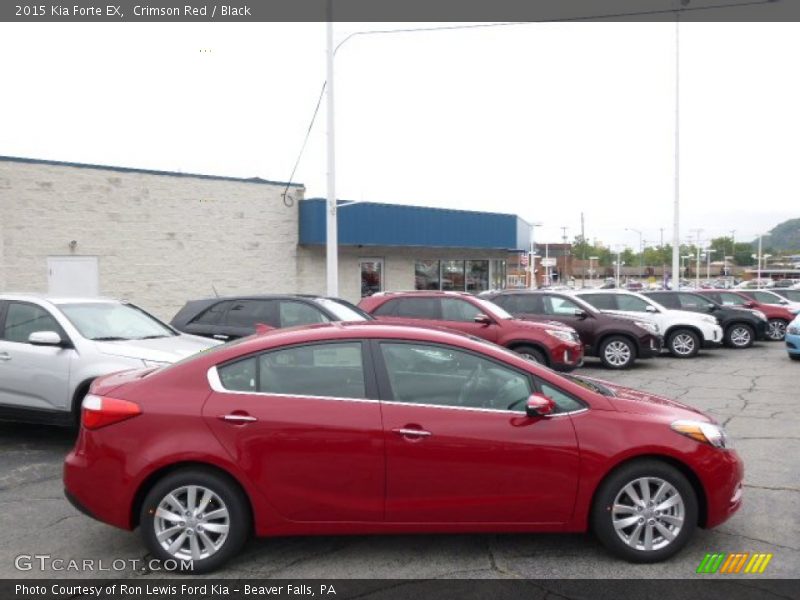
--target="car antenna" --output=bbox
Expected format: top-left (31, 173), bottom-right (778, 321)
top-left (211, 284), bottom-right (219, 298)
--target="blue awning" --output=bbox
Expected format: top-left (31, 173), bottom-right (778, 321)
top-left (299, 199), bottom-right (530, 251)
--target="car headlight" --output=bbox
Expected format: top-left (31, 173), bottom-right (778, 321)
top-left (671, 419), bottom-right (732, 449)
top-left (546, 329), bottom-right (579, 343)
top-left (634, 320), bottom-right (659, 334)
top-left (142, 359), bottom-right (169, 368)
top-left (753, 310), bottom-right (768, 321)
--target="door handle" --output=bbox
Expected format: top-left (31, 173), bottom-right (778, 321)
top-left (392, 427), bottom-right (432, 438)
top-left (219, 414), bottom-right (257, 423)
top-left (0, 353), bottom-right (10, 362)
top-left (213, 334), bottom-right (230, 340)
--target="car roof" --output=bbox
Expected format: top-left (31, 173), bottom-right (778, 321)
top-left (0, 293), bottom-right (122, 305)
top-left (368, 291), bottom-right (472, 297)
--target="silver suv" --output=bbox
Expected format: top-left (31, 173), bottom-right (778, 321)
top-left (0, 294), bottom-right (219, 425)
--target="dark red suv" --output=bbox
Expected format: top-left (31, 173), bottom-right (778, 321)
top-left (358, 291), bottom-right (583, 371)
top-left (484, 290), bottom-right (662, 369)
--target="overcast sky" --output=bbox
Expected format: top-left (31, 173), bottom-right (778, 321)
top-left (0, 21), bottom-right (797, 249)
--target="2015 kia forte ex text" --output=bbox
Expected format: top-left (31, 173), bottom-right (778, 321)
top-left (63, 322), bottom-right (744, 573)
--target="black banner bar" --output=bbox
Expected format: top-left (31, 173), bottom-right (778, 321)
top-left (4, 579), bottom-right (800, 600)
top-left (1, 0), bottom-right (798, 23)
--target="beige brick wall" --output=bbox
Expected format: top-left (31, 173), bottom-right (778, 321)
top-left (0, 160), bottom-right (304, 320)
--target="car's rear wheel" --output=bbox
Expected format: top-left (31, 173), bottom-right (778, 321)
top-left (766, 319), bottom-right (787, 341)
top-left (592, 460), bottom-right (697, 563)
top-left (724, 323), bottom-right (754, 349)
top-left (599, 336), bottom-right (636, 369)
top-left (140, 468), bottom-right (250, 573)
top-left (666, 329), bottom-right (700, 358)
top-left (790, 354), bottom-right (800, 361)
top-left (513, 345), bottom-right (547, 365)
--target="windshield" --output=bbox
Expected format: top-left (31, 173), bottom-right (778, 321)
top-left (313, 298), bottom-right (371, 321)
top-left (472, 297), bottom-right (513, 319)
top-left (563, 374), bottom-right (616, 397)
top-left (60, 303), bottom-right (176, 341)
top-left (778, 290), bottom-right (800, 302)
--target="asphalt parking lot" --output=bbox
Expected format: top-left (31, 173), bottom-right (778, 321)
top-left (1, 342), bottom-right (797, 580)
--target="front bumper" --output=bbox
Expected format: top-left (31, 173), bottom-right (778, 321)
top-left (550, 342), bottom-right (585, 372)
top-left (638, 334), bottom-right (663, 359)
top-left (785, 332), bottom-right (800, 355)
top-left (755, 319), bottom-right (769, 341)
top-left (702, 324), bottom-right (724, 348)
top-left (703, 448), bottom-right (745, 529)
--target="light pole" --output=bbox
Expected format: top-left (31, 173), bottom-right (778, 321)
top-left (614, 249), bottom-right (624, 288)
top-left (325, 14), bottom-right (338, 296)
top-left (626, 228), bottom-right (644, 277)
top-left (528, 222), bottom-right (543, 290)
top-left (681, 254), bottom-right (692, 287)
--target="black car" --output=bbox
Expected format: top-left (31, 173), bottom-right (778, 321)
top-left (643, 291), bottom-right (768, 348)
top-left (484, 290), bottom-right (662, 369)
top-left (170, 295), bottom-right (371, 341)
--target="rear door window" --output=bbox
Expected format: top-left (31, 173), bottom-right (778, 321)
top-left (394, 298), bottom-right (441, 319)
top-left (717, 292), bottom-right (748, 306)
top-left (224, 300), bottom-right (278, 329)
top-left (579, 294), bottom-right (617, 311)
top-left (278, 301), bottom-right (330, 328)
top-left (191, 301), bottom-right (232, 326)
top-left (616, 295), bottom-right (652, 312)
top-left (678, 293), bottom-right (708, 310)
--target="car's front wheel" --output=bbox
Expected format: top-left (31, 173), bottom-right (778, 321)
top-left (724, 323), bottom-right (755, 348)
top-left (598, 336), bottom-right (636, 369)
top-left (766, 319), bottom-right (787, 341)
top-left (592, 460), bottom-right (698, 563)
top-left (513, 345), bottom-right (547, 365)
top-left (140, 468), bottom-right (250, 573)
top-left (666, 329), bottom-right (700, 358)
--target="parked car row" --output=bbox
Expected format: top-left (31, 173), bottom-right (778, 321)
top-left (4, 284), bottom-right (788, 573)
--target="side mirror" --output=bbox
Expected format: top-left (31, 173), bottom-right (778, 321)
top-left (645, 305), bottom-right (657, 313)
top-left (744, 301), bottom-right (757, 309)
top-left (526, 393), bottom-right (555, 418)
top-left (707, 303), bottom-right (718, 311)
top-left (473, 313), bottom-right (492, 325)
top-left (28, 331), bottom-right (64, 346)
top-left (573, 309), bottom-right (588, 319)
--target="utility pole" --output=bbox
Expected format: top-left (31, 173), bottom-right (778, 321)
top-left (560, 226), bottom-right (568, 284)
top-left (325, 9), bottom-right (338, 296)
top-left (729, 229), bottom-right (736, 275)
top-left (581, 212), bottom-right (586, 286)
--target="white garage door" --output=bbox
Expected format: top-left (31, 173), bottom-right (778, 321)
top-left (47, 256), bottom-right (99, 297)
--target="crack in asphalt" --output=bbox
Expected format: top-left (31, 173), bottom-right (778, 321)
top-left (743, 484), bottom-right (800, 494)
top-left (486, 534), bottom-right (520, 579)
top-left (715, 528), bottom-right (800, 552)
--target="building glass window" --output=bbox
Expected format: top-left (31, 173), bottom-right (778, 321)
top-left (466, 260), bottom-right (489, 293)
top-left (491, 259), bottom-right (507, 290)
top-left (415, 260), bottom-right (440, 290)
top-left (359, 259), bottom-right (383, 298)
top-left (441, 260), bottom-right (465, 291)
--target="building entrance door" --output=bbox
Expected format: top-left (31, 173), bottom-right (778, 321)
top-left (359, 258), bottom-right (384, 298)
top-left (47, 256), bottom-right (99, 297)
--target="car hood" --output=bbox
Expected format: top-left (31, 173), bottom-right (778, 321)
top-left (580, 376), bottom-right (713, 422)
top-left (93, 334), bottom-right (220, 363)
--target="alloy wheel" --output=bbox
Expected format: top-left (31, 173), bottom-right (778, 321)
top-left (603, 341), bottom-right (632, 367)
top-left (670, 333), bottom-right (696, 356)
top-left (767, 319), bottom-right (786, 341)
top-left (154, 485), bottom-right (230, 561)
top-left (611, 477), bottom-right (685, 552)
top-left (729, 326), bottom-right (752, 348)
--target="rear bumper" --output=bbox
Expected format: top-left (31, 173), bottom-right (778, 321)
top-left (63, 448), bottom-right (134, 531)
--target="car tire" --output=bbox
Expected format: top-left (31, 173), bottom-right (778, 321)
top-left (140, 468), bottom-right (250, 574)
top-left (598, 336), bottom-right (636, 369)
top-left (591, 459), bottom-right (698, 563)
top-left (724, 323), bottom-right (755, 349)
top-left (790, 354), bottom-right (800, 361)
top-left (513, 345), bottom-right (547, 365)
top-left (766, 319), bottom-right (788, 341)
top-left (666, 329), bottom-right (700, 358)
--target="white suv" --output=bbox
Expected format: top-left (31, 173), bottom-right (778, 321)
top-left (571, 290), bottom-right (723, 358)
top-left (0, 294), bottom-right (219, 425)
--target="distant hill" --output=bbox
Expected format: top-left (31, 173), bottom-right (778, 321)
top-left (756, 218), bottom-right (800, 252)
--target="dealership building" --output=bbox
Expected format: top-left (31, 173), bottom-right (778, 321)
top-left (0, 156), bottom-right (530, 320)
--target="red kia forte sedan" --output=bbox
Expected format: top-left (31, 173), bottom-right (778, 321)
top-left (64, 322), bottom-right (743, 573)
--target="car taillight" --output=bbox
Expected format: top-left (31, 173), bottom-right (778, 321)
top-left (82, 394), bottom-right (141, 430)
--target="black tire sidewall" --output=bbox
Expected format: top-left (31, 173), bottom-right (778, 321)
top-left (515, 345), bottom-right (547, 366)
top-left (667, 329), bottom-right (700, 358)
top-left (591, 460), bottom-right (698, 563)
top-left (599, 336), bottom-right (636, 369)
top-left (725, 323), bottom-right (754, 348)
top-left (140, 468), bottom-right (250, 574)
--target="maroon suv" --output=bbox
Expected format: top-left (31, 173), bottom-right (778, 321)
top-left (484, 290), bottom-right (662, 369)
top-left (358, 291), bottom-right (584, 371)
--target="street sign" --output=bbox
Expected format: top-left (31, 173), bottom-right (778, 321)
top-left (541, 258), bottom-right (557, 267)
